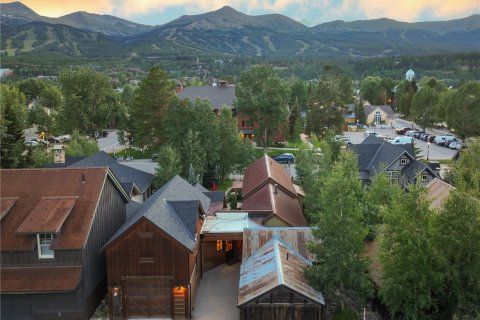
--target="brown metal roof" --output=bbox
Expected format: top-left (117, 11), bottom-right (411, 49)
top-left (16, 196), bottom-right (78, 234)
top-left (426, 178), bottom-right (455, 210)
top-left (1, 168), bottom-right (110, 251)
top-left (238, 237), bottom-right (324, 306)
top-left (0, 197), bottom-right (18, 221)
top-left (242, 227), bottom-right (315, 261)
top-left (242, 156), bottom-right (297, 199)
top-left (242, 184), bottom-right (306, 227)
top-left (1, 266), bottom-right (82, 293)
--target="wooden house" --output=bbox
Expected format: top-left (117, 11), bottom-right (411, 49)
top-left (0, 168), bottom-right (129, 320)
top-left (238, 228), bottom-right (325, 320)
top-left (102, 176), bottom-right (213, 319)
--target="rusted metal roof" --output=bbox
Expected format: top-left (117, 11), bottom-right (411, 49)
top-left (242, 184), bottom-right (306, 227)
top-left (242, 156), bottom-right (297, 199)
top-left (16, 196), bottom-right (78, 234)
top-left (0, 197), bottom-right (18, 221)
top-left (238, 237), bottom-right (324, 306)
top-left (242, 227), bottom-right (315, 261)
top-left (426, 178), bottom-right (455, 210)
top-left (1, 266), bottom-right (82, 293)
top-left (0, 168), bottom-right (112, 251)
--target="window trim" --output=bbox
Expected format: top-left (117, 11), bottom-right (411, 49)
top-left (421, 174), bottom-right (429, 182)
top-left (400, 158), bottom-right (407, 166)
top-left (37, 233), bottom-right (54, 259)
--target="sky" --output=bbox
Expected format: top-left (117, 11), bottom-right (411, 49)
top-left (3, 0), bottom-right (479, 26)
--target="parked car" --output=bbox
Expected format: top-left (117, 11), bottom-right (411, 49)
top-left (391, 137), bottom-right (414, 145)
top-left (405, 130), bottom-right (418, 137)
top-left (364, 130), bottom-right (378, 137)
top-left (272, 153), bottom-right (295, 164)
top-left (24, 140), bottom-right (38, 147)
top-left (151, 153), bottom-right (159, 161)
top-left (413, 131), bottom-right (425, 139)
top-left (396, 127), bottom-right (413, 135)
top-left (427, 135), bottom-right (436, 143)
top-left (421, 133), bottom-right (430, 141)
top-left (427, 161), bottom-right (441, 172)
top-left (444, 138), bottom-right (460, 148)
top-left (434, 135), bottom-right (455, 146)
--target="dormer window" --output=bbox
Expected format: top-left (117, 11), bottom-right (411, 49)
top-left (400, 158), bottom-right (407, 165)
top-left (37, 234), bottom-right (55, 258)
top-left (421, 174), bottom-right (429, 182)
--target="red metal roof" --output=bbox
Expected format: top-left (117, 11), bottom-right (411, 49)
top-left (1, 168), bottom-right (109, 251)
top-left (0, 197), bottom-right (18, 221)
top-left (1, 266), bottom-right (82, 293)
top-left (16, 196), bottom-right (78, 234)
top-left (242, 183), bottom-right (306, 227)
top-left (242, 156), bottom-right (297, 199)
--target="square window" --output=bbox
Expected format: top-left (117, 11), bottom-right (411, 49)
top-left (421, 174), bottom-right (429, 182)
top-left (400, 158), bottom-right (407, 165)
top-left (37, 234), bottom-right (54, 258)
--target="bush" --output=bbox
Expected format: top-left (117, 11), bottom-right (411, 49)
top-left (333, 308), bottom-right (359, 320)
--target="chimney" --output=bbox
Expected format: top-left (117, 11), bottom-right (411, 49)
top-left (175, 82), bottom-right (183, 93)
top-left (53, 145), bottom-right (65, 164)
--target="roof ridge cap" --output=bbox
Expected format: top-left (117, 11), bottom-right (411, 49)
top-left (273, 239), bottom-right (284, 285)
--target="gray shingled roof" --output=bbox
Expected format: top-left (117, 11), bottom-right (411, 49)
top-left (178, 86), bottom-right (236, 110)
top-left (69, 151), bottom-right (153, 193)
top-left (364, 105), bottom-right (394, 116)
top-left (102, 175), bottom-right (211, 251)
top-left (204, 191), bottom-right (225, 203)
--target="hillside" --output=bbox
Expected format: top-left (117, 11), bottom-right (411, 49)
top-left (1, 2), bottom-right (479, 59)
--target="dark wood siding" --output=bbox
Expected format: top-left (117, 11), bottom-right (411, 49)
top-left (81, 176), bottom-right (127, 317)
top-left (106, 219), bottom-right (190, 287)
top-left (1, 249), bottom-right (82, 265)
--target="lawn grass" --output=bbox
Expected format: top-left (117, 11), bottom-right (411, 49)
top-left (216, 179), bottom-right (233, 192)
top-left (112, 148), bottom-right (156, 159)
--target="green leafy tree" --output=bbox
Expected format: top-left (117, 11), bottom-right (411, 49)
top-left (379, 184), bottom-right (444, 319)
top-left (360, 76), bottom-right (384, 105)
top-left (58, 68), bottom-right (114, 136)
top-left (305, 150), bottom-right (373, 308)
top-left (17, 78), bottom-right (47, 101)
top-left (444, 81), bottom-right (480, 138)
top-left (152, 145), bottom-right (182, 188)
top-left (130, 66), bottom-right (176, 149)
top-left (178, 129), bottom-right (206, 184)
top-left (289, 79), bottom-right (308, 112)
top-left (235, 65), bottom-right (290, 151)
top-left (433, 191), bottom-right (480, 318)
top-left (396, 79), bottom-right (418, 116)
top-left (64, 131), bottom-right (99, 157)
top-left (288, 97), bottom-right (301, 138)
top-left (1, 84), bottom-right (26, 168)
top-left (411, 86), bottom-right (440, 130)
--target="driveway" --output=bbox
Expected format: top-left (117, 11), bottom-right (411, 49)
top-left (192, 263), bottom-right (240, 320)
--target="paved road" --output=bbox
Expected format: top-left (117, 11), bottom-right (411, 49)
top-left (97, 130), bottom-right (125, 153)
top-left (344, 120), bottom-right (457, 161)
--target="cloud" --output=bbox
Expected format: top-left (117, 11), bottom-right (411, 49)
top-left (5, 0), bottom-right (115, 17)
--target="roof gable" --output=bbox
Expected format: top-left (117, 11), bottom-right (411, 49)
top-left (243, 155), bottom-right (297, 199)
top-left (426, 178), bottom-right (455, 210)
top-left (69, 151), bottom-right (153, 193)
top-left (364, 105), bottom-right (394, 116)
top-left (0, 168), bottom-right (126, 251)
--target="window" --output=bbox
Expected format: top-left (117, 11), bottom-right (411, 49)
top-left (374, 111), bottom-right (382, 124)
top-left (216, 240), bottom-right (223, 251)
top-left (400, 158), bottom-right (407, 165)
top-left (386, 171), bottom-right (400, 184)
top-left (37, 234), bottom-right (54, 258)
top-left (241, 120), bottom-right (246, 127)
top-left (421, 174), bottom-right (429, 182)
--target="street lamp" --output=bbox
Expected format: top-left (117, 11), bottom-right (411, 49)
top-left (427, 141), bottom-right (430, 161)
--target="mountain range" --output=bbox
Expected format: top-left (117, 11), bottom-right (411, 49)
top-left (1, 1), bottom-right (479, 58)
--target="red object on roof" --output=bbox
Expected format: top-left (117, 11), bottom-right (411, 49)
top-left (16, 196), bottom-right (78, 234)
top-left (212, 181), bottom-right (217, 192)
top-left (1, 266), bottom-right (82, 293)
top-left (1, 168), bottom-right (110, 251)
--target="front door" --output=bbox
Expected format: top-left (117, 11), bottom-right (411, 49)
top-left (124, 277), bottom-right (172, 318)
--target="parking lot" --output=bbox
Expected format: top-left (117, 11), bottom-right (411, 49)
top-left (343, 124), bottom-right (458, 161)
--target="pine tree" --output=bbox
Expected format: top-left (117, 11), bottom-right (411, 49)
top-left (1, 85), bottom-right (26, 168)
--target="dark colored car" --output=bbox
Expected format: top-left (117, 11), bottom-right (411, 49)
top-left (428, 161), bottom-right (441, 171)
top-left (151, 153), bottom-right (159, 161)
top-left (102, 130), bottom-right (109, 137)
top-left (413, 131), bottom-right (425, 139)
top-left (427, 135), bottom-right (436, 142)
top-left (396, 127), bottom-right (413, 135)
top-left (272, 153), bottom-right (295, 164)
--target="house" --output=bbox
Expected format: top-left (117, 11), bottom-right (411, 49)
top-left (350, 136), bottom-right (439, 187)
top-left (238, 228), bottom-right (325, 320)
top-left (364, 104), bottom-right (395, 126)
top-left (177, 81), bottom-right (285, 142)
top-left (0, 168), bottom-right (129, 320)
top-left (102, 175), bottom-right (218, 319)
top-left (241, 155), bottom-right (307, 227)
top-left (426, 178), bottom-right (455, 210)
top-left (47, 151), bottom-right (154, 203)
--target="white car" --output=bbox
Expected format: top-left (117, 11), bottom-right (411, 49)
top-left (391, 137), bottom-right (414, 144)
top-left (24, 141), bottom-right (38, 147)
top-left (405, 130), bottom-right (418, 137)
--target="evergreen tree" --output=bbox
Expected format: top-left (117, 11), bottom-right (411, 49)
top-left (152, 145), bottom-right (182, 188)
top-left (288, 97), bottom-right (301, 138)
top-left (1, 85), bottom-right (26, 168)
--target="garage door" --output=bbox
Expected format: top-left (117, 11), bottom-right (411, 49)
top-left (124, 277), bottom-right (172, 318)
